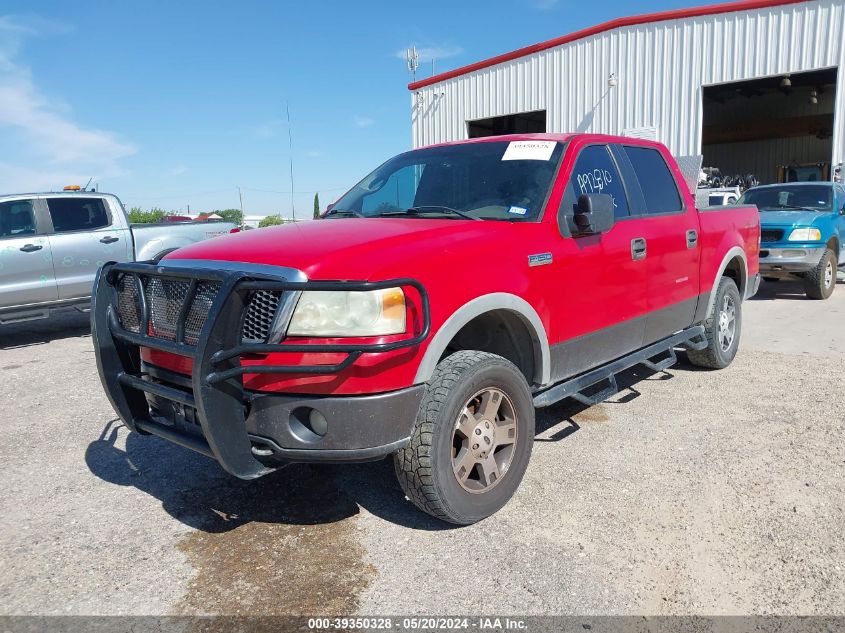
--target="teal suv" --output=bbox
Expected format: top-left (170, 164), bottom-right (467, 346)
top-left (739, 182), bottom-right (845, 299)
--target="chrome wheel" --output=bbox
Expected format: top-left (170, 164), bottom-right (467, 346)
top-left (824, 261), bottom-right (834, 288)
top-left (451, 388), bottom-right (517, 493)
top-left (718, 294), bottom-right (736, 352)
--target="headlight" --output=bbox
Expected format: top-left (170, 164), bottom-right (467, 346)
top-left (287, 288), bottom-right (406, 337)
top-left (788, 228), bottom-right (822, 241)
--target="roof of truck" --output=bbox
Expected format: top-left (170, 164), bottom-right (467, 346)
top-left (0, 191), bottom-right (117, 199)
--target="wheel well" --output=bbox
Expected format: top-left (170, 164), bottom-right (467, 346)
top-left (827, 236), bottom-right (839, 256)
top-left (440, 310), bottom-right (536, 384)
top-left (721, 256), bottom-right (746, 296)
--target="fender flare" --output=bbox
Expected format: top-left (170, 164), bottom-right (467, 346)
top-left (706, 246), bottom-right (748, 315)
top-left (413, 293), bottom-right (551, 386)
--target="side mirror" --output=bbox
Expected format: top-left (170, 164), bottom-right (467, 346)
top-left (572, 194), bottom-right (615, 234)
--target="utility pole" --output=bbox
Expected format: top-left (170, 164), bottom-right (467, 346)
top-left (238, 187), bottom-right (244, 216)
top-left (286, 102), bottom-right (296, 222)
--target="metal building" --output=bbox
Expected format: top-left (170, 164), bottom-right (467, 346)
top-left (409, 0), bottom-right (844, 185)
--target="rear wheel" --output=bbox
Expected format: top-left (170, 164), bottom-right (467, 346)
top-left (687, 277), bottom-right (742, 370)
top-left (804, 249), bottom-right (837, 300)
top-left (393, 350), bottom-right (534, 525)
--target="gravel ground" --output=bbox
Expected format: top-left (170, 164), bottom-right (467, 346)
top-left (0, 278), bottom-right (843, 616)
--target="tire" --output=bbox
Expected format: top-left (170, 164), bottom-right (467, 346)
top-left (803, 249), bottom-right (837, 300)
top-left (687, 277), bottom-right (742, 370)
top-left (393, 350), bottom-right (535, 525)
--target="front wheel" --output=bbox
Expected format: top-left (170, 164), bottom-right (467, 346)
top-left (687, 277), bottom-right (742, 369)
top-left (804, 249), bottom-right (837, 300)
top-left (394, 350), bottom-right (535, 525)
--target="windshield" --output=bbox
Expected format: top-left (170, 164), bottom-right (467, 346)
top-left (330, 140), bottom-right (565, 221)
top-left (739, 185), bottom-right (833, 211)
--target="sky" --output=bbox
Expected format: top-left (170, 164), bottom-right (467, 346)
top-left (0, 0), bottom-right (714, 218)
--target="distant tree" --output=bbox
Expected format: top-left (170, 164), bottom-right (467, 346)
top-left (127, 206), bottom-right (168, 223)
top-left (258, 215), bottom-right (284, 228)
top-left (313, 193), bottom-right (320, 220)
top-left (213, 208), bottom-right (244, 226)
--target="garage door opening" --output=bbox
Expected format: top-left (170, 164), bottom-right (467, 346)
top-left (467, 110), bottom-right (546, 138)
top-left (702, 68), bottom-right (837, 185)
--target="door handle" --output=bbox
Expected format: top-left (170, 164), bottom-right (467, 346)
top-left (19, 244), bottom-right (43, 253)
top-left (631, 237), bottom-right (647, 261)
top-left (100, 236), bottom-right (119, 244)
top-left (686, 229), bottom-right (698, 248)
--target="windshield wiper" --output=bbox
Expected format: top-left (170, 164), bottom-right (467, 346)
top-left (381, 206), bottom-right (482, 221)
top-left (325, 208), bottom-right (366, 218)
top-left (767, 205), bottom-right (822, 213)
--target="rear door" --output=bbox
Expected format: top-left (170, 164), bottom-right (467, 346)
top-left (45, 196), bottom-right (131, 300)
top-left (546, 142), bottom-right (649, 381)
top-left (614, 143), bottom-right (701, 344)
top-left (0, 198), bottom-right (58, 309)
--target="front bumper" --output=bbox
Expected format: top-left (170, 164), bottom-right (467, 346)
top-left (92, 261), bottom-right (430, 479)
top-left (758, 246), bottom-right (825, 273)
top-left (143, 363), bottom-right (424, 465)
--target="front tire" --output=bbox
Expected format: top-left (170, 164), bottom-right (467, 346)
top-left (687, 277), bottom-right (742, 370)
top-left (393, 351), bottom-right (535, 525)
top-left (804, 249), bottom-right (837, 300)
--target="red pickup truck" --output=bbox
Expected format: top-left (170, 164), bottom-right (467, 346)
top-left (92, 134), bottom-right (760, 524)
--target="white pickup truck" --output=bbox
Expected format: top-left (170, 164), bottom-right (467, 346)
top-left (0, 191), bottom-right (236, 324)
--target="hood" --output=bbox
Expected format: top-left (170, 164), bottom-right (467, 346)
top-left (165, 217), bottom-right (522, 280)
top-left (758, 208), bottom-right (826, 227)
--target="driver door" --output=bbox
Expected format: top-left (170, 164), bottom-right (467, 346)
top-left (545, 143), bottom-right (649, 382)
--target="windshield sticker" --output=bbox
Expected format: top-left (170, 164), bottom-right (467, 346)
top-left (502, 141), bottom-right (557, 161)
top-left (508, 206), bottom-right (528, 216)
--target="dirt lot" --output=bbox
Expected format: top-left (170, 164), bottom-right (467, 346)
top-left (1, 278), bottom-right (843, 616)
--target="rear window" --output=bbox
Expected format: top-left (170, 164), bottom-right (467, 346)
top-left (623, 146), bottom-right (683, 214)
top-left (47, 197), bottom-right (110, 232)
top-left (0, 199), bottom-right (36, 238)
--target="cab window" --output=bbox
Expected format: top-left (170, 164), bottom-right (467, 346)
top-left (622, 146), bottom-right (683, 214)
top-left (561, 145), bottom-right (630, 221)
top-left (0, 200), bottom-right (36, 238)
top-left (47, 198), bottom-right (110, 233)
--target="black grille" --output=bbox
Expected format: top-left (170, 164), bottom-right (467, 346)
top-left (113, 273), bottom-right (283, 345)
top-left (761, 229), bottom-right (784, 243)
top-left (115, 275), bottom-right (140, 333)
top-left (242, 290), bottom-right (283, 343)
top-left (114, 273), bottom-right (221, 344)
top-left (184, 282), bottom-right (221, 345)
top-left (146, 277), bottom-right (192, 341)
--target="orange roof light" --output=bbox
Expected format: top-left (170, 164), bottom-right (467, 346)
top-left (63, 185), bottom-right (81, 191)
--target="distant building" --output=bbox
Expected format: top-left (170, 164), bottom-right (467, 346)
top-left (409, 0), bottom-right (845, 184)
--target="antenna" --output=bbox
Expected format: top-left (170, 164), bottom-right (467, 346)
top-left (286, 102), bottom-right (296, 222)
top-left (406, 46), bottom-right (419, 82)
top-left (83, 177), bottom-right (93, 191)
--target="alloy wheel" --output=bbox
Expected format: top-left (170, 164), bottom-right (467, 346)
top-left (451, 388), bottom-right (518, 493)
top-left (718, 294), bottom-right (736, 352)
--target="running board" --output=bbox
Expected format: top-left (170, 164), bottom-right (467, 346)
top-left (532, 325), bottom-right (705, 408)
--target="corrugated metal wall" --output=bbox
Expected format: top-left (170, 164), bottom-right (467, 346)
top-left (411, 0), bottom-right (845, 172)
